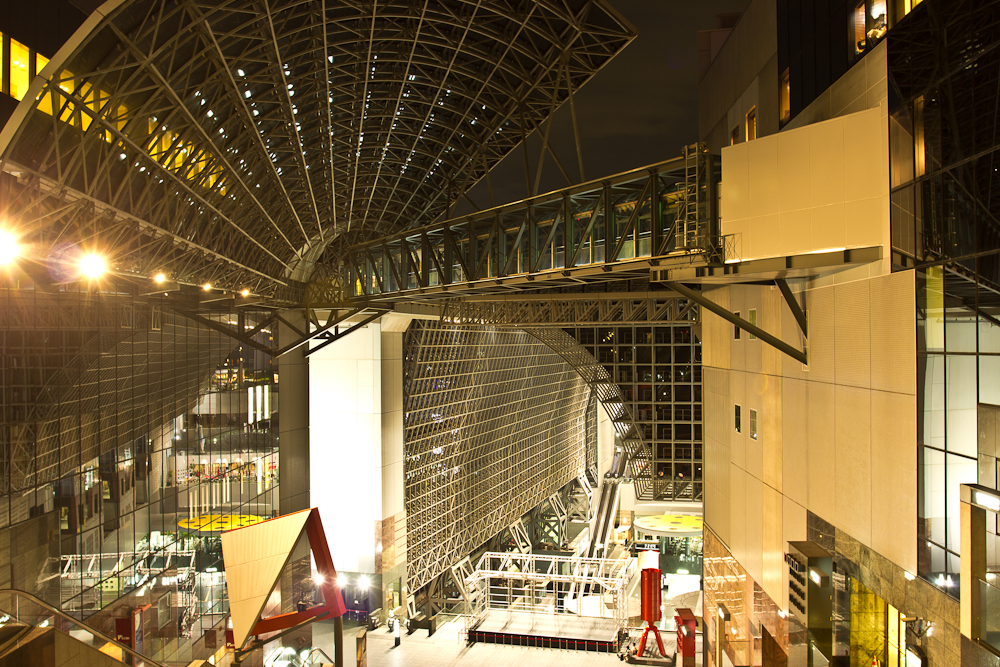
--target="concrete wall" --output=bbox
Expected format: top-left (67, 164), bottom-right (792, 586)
top-left (309, 323), bottom-right (383, 575)
top-left (720, 106), bottom-right (890, 268)
top-left (703, 272), bottom-right (917, 608)
top-left (698, 0), bottom-right (778, 151)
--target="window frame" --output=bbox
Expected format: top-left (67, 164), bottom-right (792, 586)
top-left (750, 408), bottom-right (758, 440)
top-left (735, 404), bottom-right (742, 433)
top-left (748, 309), bottom-right (758, 340)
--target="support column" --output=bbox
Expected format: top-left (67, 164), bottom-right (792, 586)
top-left (279, 310), bottom-right (311, 515)
top-left (278, 310), bottom-right (312, 651)
top-left (960, 484), bottom-right (990, 640)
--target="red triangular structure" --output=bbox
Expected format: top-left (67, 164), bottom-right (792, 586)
top-left (221, 507), bottom-right (346, 649)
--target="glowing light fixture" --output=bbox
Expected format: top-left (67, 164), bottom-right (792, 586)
top-left (241, 289), bottom-right (250, 297)
top-left (0, 230), bottom-right (20, 265)
top-left (358, 575), bottom-right (370, 590)
top-left (153, 272), bottom-right (166, 283)
top-left (80, 254), bottom-right (106, 278)
top-left (202, 282), bottom-right (212, 291)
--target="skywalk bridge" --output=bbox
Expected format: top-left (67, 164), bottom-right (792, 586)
top-left (314, 144), bottom-right (723, 306)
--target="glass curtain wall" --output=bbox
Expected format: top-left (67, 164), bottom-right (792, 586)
top-left (887, 0), bottom-right (1000, 595)
top-left (0, 281), bottom-right (277, 663)
top-left (569, 324), bottom-right (703, 501)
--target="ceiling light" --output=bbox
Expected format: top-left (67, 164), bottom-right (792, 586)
top-left (202, 283), bottom-right (212, 291)
top-left (153, 273), bottom-right (166, 283)
top-left (80, 254), bottom-right (106, 279)
top-left (241, 289), bottom-right (250, 297)
top-left (0, 230), bottom-right (20, 265)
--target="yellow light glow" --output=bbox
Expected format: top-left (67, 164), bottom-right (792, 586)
top-left (241, 289), bottom-right (250, 297)
top-left (202, 283), bottom-right (212, 291)
top-left (80, 254), bottom-right (106, 279)
top-left (153, 272), bottom-right (166, 283)
top-left (0, 231), bottom-right (20, 265)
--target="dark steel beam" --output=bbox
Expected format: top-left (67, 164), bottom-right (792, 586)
top-left (663, 281), bottom-right (807, 365)
top-left (775, 278), bottom-right (808, 337)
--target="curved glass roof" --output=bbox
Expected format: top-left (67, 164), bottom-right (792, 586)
top-left (0, 0), bottom-right (634, 301)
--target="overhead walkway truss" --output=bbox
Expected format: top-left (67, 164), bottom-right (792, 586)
top-left (320, 145), bottom-right (720, 304)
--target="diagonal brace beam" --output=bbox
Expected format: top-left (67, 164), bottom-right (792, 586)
top-left (305, 310), bottom-right (388, 357)
top-left (170, 309), bottom-right (273, 355)
top-left (663, 281), bottom-right (807, 365)
top-left (275, 307), bottom-right (364, 357)
top-left (775, 279), bottom-right (808, 337)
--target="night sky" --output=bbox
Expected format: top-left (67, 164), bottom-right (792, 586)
top-left (457, 0), bottom-right (751, 214)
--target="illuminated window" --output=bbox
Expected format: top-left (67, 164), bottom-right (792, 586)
top-left (10, 38), bottom-right (30, 100)
top-left (746, 107), bottom-right (756, 141)
top-left (750, 409), bottom-right (758, 440)
top-left (914, 95), bottom-right (925, 177)
top-left (779, 68), bottom-right (790, 125)
top-left (730, 125), bottom-right (740, 145)
top-left (735, 405), bottom-right (741, 433)
top-left (0, 34), bottom-right (5, 95)
top-left (734, 311), bottom-right (741, 340)
top-left (850, 1), bottom-right (867, 59)
top-left (748, 309), bottom-right (757, 340)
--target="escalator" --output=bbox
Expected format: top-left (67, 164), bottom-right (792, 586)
top-left (586, 449), bottom-right (629, 559)
top-left (0, 589), bottom-right (166, 667)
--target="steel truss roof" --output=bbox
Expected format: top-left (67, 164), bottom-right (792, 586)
top-left (0, 0), bottom-right (634, 300)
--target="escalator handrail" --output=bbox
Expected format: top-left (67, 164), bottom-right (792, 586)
top-left (0, 588), bottom-right (169, 667)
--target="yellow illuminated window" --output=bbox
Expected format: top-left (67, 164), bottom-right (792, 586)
top-left (34, 52), bottom-right (48, 76)
top-left (730, 125), bottom-right (739, 145)
top-left (780, 68), bottom-right (790, 124)
top-left (0, 34), bottom-right (5, 95)
top-left (746, 107), bottom-right (756, 141)
top-left (10, 38), bottom-right (30, 100)
top-left (850, 1), bottom-right (866, 58)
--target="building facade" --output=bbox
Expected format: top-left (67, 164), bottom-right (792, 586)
top-left (699, 0), bottom-right (1000, 665)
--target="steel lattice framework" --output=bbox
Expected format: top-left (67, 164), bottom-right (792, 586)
top-left (0, 0), bottom-right (635, 300)
top-left (403, 322), bottom-right (592, 593)
top-left (0, 289), bottom-right (243, 495)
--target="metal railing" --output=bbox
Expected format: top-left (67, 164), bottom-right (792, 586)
top-left (0, 588), bottom-right (168, 667)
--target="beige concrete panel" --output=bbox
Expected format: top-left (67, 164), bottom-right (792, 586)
top-left (780, 291), bottom-right (809, 380)
top-left (730, 288), bottom-right (747, 372)
top-left (810, 202), bottom-right (847, 252)
top-left (834, 279), bottom-right (871, 388)
top-left (808, 117), bottom-right (846, 208)
top-left (782, 378), bottom-right (808, 506)
top-left (745, 473), bottom-right (765, 586)
top-left (749, 214), bottom-right (780, 262)
top-left (703, 287), bottom-right (731, 371)
top-left (844, 196), bottom-right (888, 250)
top-left (844, 109), bottom-right (887, 202)
top-left (777, 126), bottom-right (811, 213)
top-left (807, 381), bottom-right (837, 521)
top-left (871, 390), bottom-right (917, 573)
top-left (730, 463), bottom-right (747, 569)
top-left (381, 359), bottom-right (404, 413)
top-left (870, 271), bottom-right (917, 395)
top-left (835, 385), bottom-right (872, 547)
top-left (829, 61), bottom-right (868, 117)
top-left (762, 484), bottom-right (784, 604)
top-left (778, 207), bottom-right (812, 258)
top-left (865, 40), bottom-right (888, 90)
top-left (782, 496), bottom-right (808, 608)
top-left (731, 371), bottom-right (747, 470)
top-left (763, 375), bottom-right (783, 492)
top-left (761, 285), bottom-right (783, 377)
top-left (748, 137), bottom-right (779, 218)
top-left (231, 594), bottom-right (269, 648)
top-left (722, 142), bottom-right (750, 222)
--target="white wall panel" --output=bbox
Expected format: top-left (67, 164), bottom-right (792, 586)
top-left (310, 324), bottom-right (382, 574)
